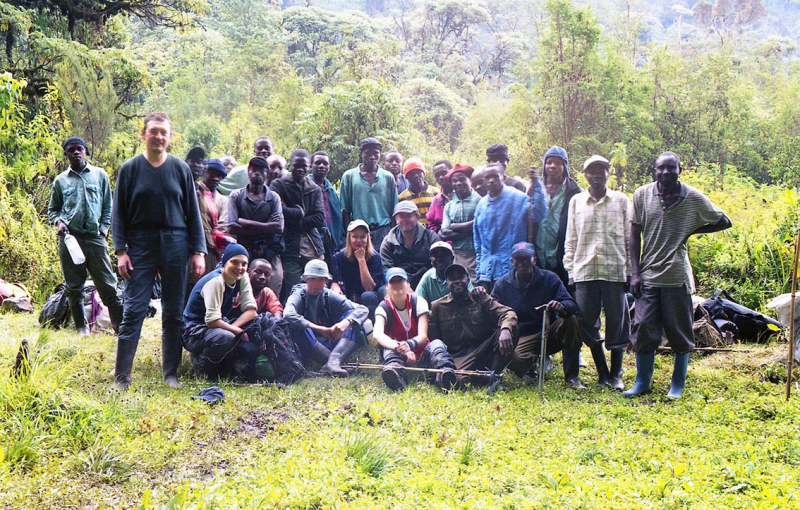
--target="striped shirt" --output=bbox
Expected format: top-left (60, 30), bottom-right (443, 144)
top-left (563, 189), bottom-right (632, 283)
top-left (633, 182), bottom-right (725, 291)
top-left (442, 189), bottom-right (481, 252)
top-left (398, 184), bottom-right (440, 226)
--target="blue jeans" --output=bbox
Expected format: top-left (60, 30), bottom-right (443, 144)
top-left (117, 230), bottom-right (190, 378)
top-left (291, 310), bottom-right (364, 361)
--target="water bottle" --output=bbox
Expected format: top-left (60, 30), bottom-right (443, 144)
top-left (63, 234), bottom-right (86, 265)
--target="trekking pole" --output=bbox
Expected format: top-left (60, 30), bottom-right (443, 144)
top-left (343, 363), bottom-right (503, 395)
top-left (787, 223), bottom-right (800, 401)
top-left (538, 304), bottom-right (549, 393)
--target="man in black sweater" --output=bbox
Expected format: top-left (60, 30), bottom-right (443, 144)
top-left (111, 112), bottom-right (206, 391)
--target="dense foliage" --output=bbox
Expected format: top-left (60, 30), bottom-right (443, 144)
top-left (1, 0), bottom-right (800, 307)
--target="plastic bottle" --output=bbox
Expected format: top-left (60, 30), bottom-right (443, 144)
top-left (63, 234), bottom-right (86, 265)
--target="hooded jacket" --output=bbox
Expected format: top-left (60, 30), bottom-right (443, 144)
top-left (540, 146), bottom-right (582, 284)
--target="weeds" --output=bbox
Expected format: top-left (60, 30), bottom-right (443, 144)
top-left (344, 431), bottom-right (395, 477)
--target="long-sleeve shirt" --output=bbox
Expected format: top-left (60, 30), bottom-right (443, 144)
top-left (48, 163), bottom-right (112, 236)
top-left (313, 177), bottom-right (345, 250)
top-left (284, 286), bottom-right (368, 330)
top-left (339, 167), bottom-right (398, 228)
top-left (425, 192), bottom-right (449, 233)
top-left (270, 176), bottom-right (324, 257)
top-left (442, 189), bottom-right (481, 253)
top-left (563, 189), bottom-right (632, 283)
top-left (331, 250), bottom-right (385, 302)
top-left (112, 154), bottom-right (205, 254)
top-left (474, 185), bottom-right (546, 282)
top-left (183, 268), bottom-right (256, 327)
top-left (428, 293), bottom-right (517, 357)
top-left (491, 266), bottom-right (577, 337)
top-left (380, 223), bottom-right (441, 286)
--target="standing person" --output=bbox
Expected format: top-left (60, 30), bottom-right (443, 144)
top-left (380, 202), bottom-right (441, 289)
top-left (425, 160), bottom-right (453, 233)
top-left (340, 138), bottom-right (398, 248)
top-left (384, 150), bottom-right (408, 194)
top-left (267, 154), bottom-right (289, 184)
top-left (331, 220), bottom-right (385, 319)
top-left (473, 163), bottom-right (546, 292)
top-left (185, 146), bottom-right (206, 182)
top-left (284, 260), bottom-right (369, 377)
top-left (217, 136), bottom-right (274, 195)
top-left (220, 155), bottom-right (237, 174)
top-left (441, 164), bottom-right (480, 279)
top-left (195, 158), bottom-right (233, 275)
top-left (48, 136), bottom-right (123, 335)
top-left (270, 149), bottom-right (325, 298)
top-left (375, 267), bottom-right (457, 391)
top-left (471, 165), bottom-right (489, 197)
top-left (563, 155), bottom-right (632, 390)
top-left (228, 157), bottom-right (285, 298)
top-left (111, 113), bottom-right (206, 391)
top-left (397, 158), bottom-right (439, 227)
top-left (203, 159), bottom-right (230, 233)
top-left (486, 144), bottom-right (527, 192)
top-left (625, 152), bottom-right (731, 399)
top-left (310, 151), bottom-right (344, 251)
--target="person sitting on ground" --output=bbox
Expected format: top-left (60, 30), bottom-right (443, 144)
top-left (428, 263), bottom-right (518, 386)
top-left (380, 201), bottom-right (441, 289)
top-left (415, 241), bottom-right (475, 305)
top-left (491, 242), bottom-right (584, 388)
top-left (331, 220), bottom-right (385, 319)
top-left (398, 158), bottom-right (440, 227)
top-left (284, 260), bottom-right (369, 377)
top-left (230, 258), bottom-right (283, 320)
top-left (182, 243), bottom-right (257, 380)
top-left (425, 160), bottom-right (453, 233)
top-left (375, 267), bottom-right (457, 391)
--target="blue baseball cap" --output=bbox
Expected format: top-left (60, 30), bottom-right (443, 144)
top-left (386, 267), bottom-right (409, 282)
top-left (206, 158), bottom-right (227, 177)
top-left (511, 242), bottom-right (536, 258)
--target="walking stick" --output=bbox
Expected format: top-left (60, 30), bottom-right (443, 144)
top-left (538, 305), bottom-right (549, 393)
top-left (343, 363), bottom-right (504, 396)
top-left (786, 224), bottom-right (800, 401)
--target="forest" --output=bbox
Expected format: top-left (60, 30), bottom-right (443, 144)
top-left (2, 0), bottom-right (800, 306)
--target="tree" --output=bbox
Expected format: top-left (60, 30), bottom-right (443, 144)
top-left (400, 79), bottom-right (467, 153)
top-left (694, 0), bottom-right (767, 48)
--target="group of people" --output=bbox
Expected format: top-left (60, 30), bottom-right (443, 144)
top-left (48, 112), bottom-right (731, 398)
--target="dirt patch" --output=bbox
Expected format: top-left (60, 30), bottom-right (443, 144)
top-left (237, 409), bottom-right (290, 438)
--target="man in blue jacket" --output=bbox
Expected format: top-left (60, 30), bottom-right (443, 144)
top-left (491, 242), bottom-right (584, 389)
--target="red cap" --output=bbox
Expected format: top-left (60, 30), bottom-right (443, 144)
top-left (445, 163), bottom-right (474, 181)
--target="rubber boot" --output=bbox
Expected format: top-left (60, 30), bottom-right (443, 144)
top-left (162, 337), bottom-right (184, 389)
top-left (381, 365), bottom-right (408, 391)
top-left (589, 342), bottom-right (610, 387)
top-left (112, 339), bottom-right (138, 391)
top-left (321, 339), bottom-right (357, 378)
top-left (310, 342), bottom-right (332, 366)
top-left (563, 349), bottom-right (587, 390)
top-left (108, 303), bottom-right (123, 335)
top-left (71, 298), bottom-right (89, 335)
top-left (667, 352), bottom-right (690, 399)
top-left (623, 353), bottom-right (655, 398)
top-left (608, 348), bottom-right (625, 391)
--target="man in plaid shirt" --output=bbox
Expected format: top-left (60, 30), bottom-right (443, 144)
top-left (563, 155), bottom-right (632, 391)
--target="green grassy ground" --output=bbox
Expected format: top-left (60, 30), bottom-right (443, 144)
top-left (1, 312), bottom-right (799, 510)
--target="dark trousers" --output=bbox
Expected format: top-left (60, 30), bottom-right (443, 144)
top-left (509, 315), bottom-right (582, 378)
top-left (281, 255), bottom-right (318, 302)
top-left (290, 310), bottom-right (363, 362)
top-left (117, 230), bottom-right (189, 378)
top-left (382, 339), bottom-right (455, 384)
top-left (575, 281), bottom-right (630, 350)
top-left (58, 233), bottom-right (122, 328)
top-left (449, 324), bottom-right (519, 384)
top-left (369, 224), bottom-right (391, 251)
top-left (632, 285), bottom-right (694, 354)
top-left (183, 323), bottom-right (257, 380)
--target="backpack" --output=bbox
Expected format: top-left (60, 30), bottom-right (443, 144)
top-left (39, 284), bottom-right (71, 329)
top-left (245, 313), bottom-right (305, 384)
top-left (701, 289), bottom-right (783, 342)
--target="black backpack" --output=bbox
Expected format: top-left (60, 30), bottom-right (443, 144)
top-left (39, 284), bottom-right (71, 329)
top-left (245, 314), bottom-right (305, 384)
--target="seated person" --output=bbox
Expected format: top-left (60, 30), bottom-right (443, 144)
top-left (415, 241), bottom-right (474, 305)
top-left (380, 201), bottom-right (441, 288)
top-left (428, 263), bottom-right (518, 386)
top-left (284, 260), bottom-right (369, 377)
top-left (331, 220), bottom-right (385, 318)
top-left (182, 243), bottom-right (258, 380)
top-left (231, 258), bottom-right (283, 319)
top-left (490, 242), bottom-right (583, 388)
top-left (374, 268), bottom-right (457, 392)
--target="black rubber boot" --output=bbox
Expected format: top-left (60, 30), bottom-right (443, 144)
top-left (71, 295), bottom-right (89, 335)
top-left (112, 339), bottom-right (138, 391)
top-left (310, 342), bottom-right (332, 366)
top-left (589, 341), bottom-right (610, 387)
top-left (108, 303), bottom-right (123, 334)
top-left (381, 366), bottom-right (408, 391)
top-left (563, 348), bottom-right (587, 390)
top-left (608, 348), bottom-right (625, 391)
top-left (321, 339), bottom-right (358, 378)
top-left (162, 337), bottom-right (184, 389)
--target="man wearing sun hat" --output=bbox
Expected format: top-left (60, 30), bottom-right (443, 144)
top-left (398, 157), bottom-right (440, 227)
top-left (284, 259), bottom-right (369, 377)
top-left (380, 201), bottom-right (441, 288)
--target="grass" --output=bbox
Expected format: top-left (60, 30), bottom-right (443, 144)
top-left (0, 312), bottom-right (799, 509)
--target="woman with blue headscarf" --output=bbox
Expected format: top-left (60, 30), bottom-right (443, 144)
top-left (183, 243), bottom-right (257, 378)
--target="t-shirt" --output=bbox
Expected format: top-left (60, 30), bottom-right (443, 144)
top-left (632, 182), bottom-right (725, 291)
top-left (398, 184), bottom-right (440, 226)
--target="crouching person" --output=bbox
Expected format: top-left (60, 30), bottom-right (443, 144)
top-left (182, 243), bottom-right (258, 380)
top-left (374, 267), bottom-right (457, 391)
top-left (284, 260), bottom-right (369, 377)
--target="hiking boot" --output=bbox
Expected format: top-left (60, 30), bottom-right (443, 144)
top-left (77, 326), bottom-right (90, 337)
top-left (437, 367), bottom-right (458, 391)
top-left (381, 366), bottom-right (407, 391)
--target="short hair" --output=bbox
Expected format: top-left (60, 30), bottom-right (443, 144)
top-left (142, 112), bottom-right (171, 131)
top-left (656, 151), bottom-right (681, 168)
top-left (433, 159), bottom-right (453, 171)
top-left (249, 258), bottom-right (272, 272)
top-left (254, 136), bottom-right (272, 148)
top-left (267, 154), bottom-right (286, 167)
top-left (311, 151), bottom-right (330, 163)
top-left (384, 150), bottom-right (403, 159)
top-left (290, 149), bottom-right (310, 161)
